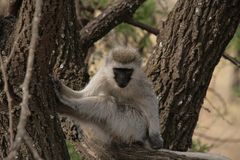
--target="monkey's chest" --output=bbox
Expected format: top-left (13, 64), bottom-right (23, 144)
top-left (115, 99), bottom-right (137, 110)
top-left (109, 101), bottom-right (148, 143)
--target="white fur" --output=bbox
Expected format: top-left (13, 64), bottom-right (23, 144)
top-left (55, 47), bottom-right (163, 148)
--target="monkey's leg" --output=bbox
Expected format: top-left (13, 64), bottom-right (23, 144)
top-left (148, 129), bottom-right (164, 149)
top-left (139, 97), bottom-right (164, 149)
top-left (145, 113), bottom-right (164, 149)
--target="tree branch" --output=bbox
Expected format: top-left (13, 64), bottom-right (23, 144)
top-left (76, 138), bottom-right (229, 160)
top-left (0, 53), bottom-right (14, 149)
top-left (0, 24), bottom-right (30, 151)
top-left (5, 25), bottom-right (31, 66)
top-left (222, 53), bottom-right (240, 68)
top-left (124, 17), bottom-right (159, 35)
top-left (80, 0), bottom-right (146, 49)
top-left (23, 134), bottom-right (43, 160)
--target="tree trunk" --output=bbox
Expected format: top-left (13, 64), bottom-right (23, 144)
top-left (146, 0), bottom-right (240, 151)
top-left (1, 0), bottom-right (240, 159)
top-left (49, 0), bottom-right (89, 89)
top-left (0, 0), bottom-right (71, 159)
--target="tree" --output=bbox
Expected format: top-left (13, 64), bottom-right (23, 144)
top-left (0, 0), bottom-right (240, 159)
top-left (146, 0), bottom-right (240, 151)
top-left (0, 0), bottom-right (74, 159)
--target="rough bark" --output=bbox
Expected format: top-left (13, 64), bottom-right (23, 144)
top-left (0, 16), bottom-right (15, 52)
top-left (1, 0), bottom-right (239, 159)
top-left (80, 0), bottom-right (146, 50)
top-left (146, 0), bottom-right (240, 151)
top-left (0, 0), bottom-right (71, 159)
top-left (49, 0), bottom-right (89, 89)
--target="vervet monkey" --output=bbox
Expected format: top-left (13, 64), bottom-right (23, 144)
top-left (52, 47), bottom-right (164, 149)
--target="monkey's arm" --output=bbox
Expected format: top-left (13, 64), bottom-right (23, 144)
top-left (59, 82), bottom-right (85, 98)
top-left (51, 71), bottom-right (106, 99)
top-left (54, 88), bottom-right (117, 122)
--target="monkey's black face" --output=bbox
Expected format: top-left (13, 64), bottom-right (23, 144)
top-left (113, 68), bottom-right (133, 88)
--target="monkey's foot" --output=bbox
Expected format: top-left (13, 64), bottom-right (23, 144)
top-left (149, 134), bottom-right (164, 149)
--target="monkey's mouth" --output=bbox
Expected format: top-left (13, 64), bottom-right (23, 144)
top-left (117, 83), bottom-right (128, 88)
top-left (115, 79), bottom-right (130, 88)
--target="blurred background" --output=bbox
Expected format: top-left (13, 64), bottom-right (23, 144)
top-left (1, 0), bottom-right (239, 159)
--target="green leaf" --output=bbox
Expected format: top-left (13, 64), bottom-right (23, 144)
top-left (66, 141), bottom-right (82, 160)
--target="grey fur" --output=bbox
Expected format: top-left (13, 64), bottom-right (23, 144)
top-left (53, 47), bottom-right (164, 149)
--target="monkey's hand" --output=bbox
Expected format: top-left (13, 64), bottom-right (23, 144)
top-left (49, 75), bottom-right (74, 114)
top-left (149, 133), bottom-right (164, 149)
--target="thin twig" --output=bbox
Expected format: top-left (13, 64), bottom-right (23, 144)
top-left (5, 25), bottom-right (31, 66)
top-left (74, 0), bottom-right (83, 28)
top-left (157, 0), bottom-right (169, 12)
top-left (124, 17), bottom-right (160, 35)
top-left (222, 53), bottom-right (240, 68)
top-left (6, 0), bottom-right (43, 159)
top-left (208, 88), bottom-right (227, 114)
top-left (205, 97), bottom-right (232, 125)
top-left (0, 53), bottom-right (14, 149)
top-left (24, 135), bottom-right (42, 160)
top-left (0, 10), bottom-right (30, 154)
top-left (195, 132), bottom-right (240, 143)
